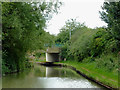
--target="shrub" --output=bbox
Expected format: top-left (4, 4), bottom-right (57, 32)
top-left (95, 54), bottom-right (118, 71)
top-left (68, 27), bottom-right (98, 61)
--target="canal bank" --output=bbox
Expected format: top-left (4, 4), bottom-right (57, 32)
top-left (38, 62), bottom-right (118, 89)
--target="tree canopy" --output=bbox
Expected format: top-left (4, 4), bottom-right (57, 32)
top-left (100, 1), bottom-right (120, 41)
top-left (2, 1), bottom-right (62, 74)
top-left (55, 19), bottom-right (85, 44)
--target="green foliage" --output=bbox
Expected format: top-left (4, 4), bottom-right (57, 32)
top-left (2, 2), bottom-right (62, 74)
top-left (59, 24), bottom-right (119, 63)
top-left (58, 18), bottom-right (119, 72)
top-left (96, 54), bottom-right (118, 71)
top-left (68, 27), bottom-right (98, 61)
top-left (35, 52), bottom-right (41, 58)
top-left (90, 28), bottom-right (108, 57)
top-left (91, 27), bottom-right (120, 56)
top-left (55, 19), bottom-right (85, 44)
top-left (44, 32), bottom-right (56, 47)
top-left (35, 51), bottom-right (45, 58)
top-left (100, 1), bottom-right (120, 41)
top-left (56, 2), bottom-right (120, 84)
top-left (60, 43), bottom-right (69, 60)
top-left (104, 37), bottom-right (120, 53)
top-left (57, 19), bottom-right (86, 61)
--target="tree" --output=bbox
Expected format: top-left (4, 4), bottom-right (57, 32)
top-left (56, 19), bottom-right (85, 44)
top-left (2, 1), bottom-right (62, 74)
top-left (100, 1), bottom-right (120, 41)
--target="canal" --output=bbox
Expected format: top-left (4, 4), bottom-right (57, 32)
top-left (2, 64), bottom-right (103, 88)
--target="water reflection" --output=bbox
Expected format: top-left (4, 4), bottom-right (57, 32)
top-left (46, 67), bottom-right (61, 77)
top-left (2, 64), bottom-right (102, 88)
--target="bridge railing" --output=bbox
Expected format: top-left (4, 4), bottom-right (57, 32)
top-left (44, 43), bottom-right (63, 48)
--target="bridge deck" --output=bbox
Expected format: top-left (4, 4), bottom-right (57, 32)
top-left (46, 47), bottom-right (60, 53)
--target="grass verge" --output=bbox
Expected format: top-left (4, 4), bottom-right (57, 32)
top-left (59, 60), bottom-right (118, 88)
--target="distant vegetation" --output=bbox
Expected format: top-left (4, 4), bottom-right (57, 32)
top-left (55, 2), bottom-right (120, 88)
top-left (56, 1), bottom-right (120, 72)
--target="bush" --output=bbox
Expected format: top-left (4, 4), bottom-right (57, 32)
top-left (95, 54), bottom-right (118, 71)
top-left (67, 27), bottom-right (98, 61)
top-left (35, 52), bottom-right (41, 58)
top-left (60, 43), bottom-right (69, 60)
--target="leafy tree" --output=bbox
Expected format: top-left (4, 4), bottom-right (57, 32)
top-left (56, 19), bottom-right (86, 60)
top-left (68, 27), bottom-right (98, 61)
top-left (2, 2), bottom-right (62, 74)
top-left (56, 19), bottom-right (85, 44)
top-left (100, 1), bottom-right (120, 41)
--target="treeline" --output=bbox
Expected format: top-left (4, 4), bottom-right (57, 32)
top-left (56, 1), bottom-right (120, 72)
top-left (2, 1), bottom-right (62, 74)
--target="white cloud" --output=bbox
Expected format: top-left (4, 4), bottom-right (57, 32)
top-left (45, 0), bottom-right (107, 35)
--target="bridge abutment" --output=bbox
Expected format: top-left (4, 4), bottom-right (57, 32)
top-left (46, 53), bottom-right (60, 62)
top-left (46, 47), bottom-right (61, 62)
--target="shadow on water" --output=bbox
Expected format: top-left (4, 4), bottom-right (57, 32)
top-left (2, 64), bottom-right (104, 88)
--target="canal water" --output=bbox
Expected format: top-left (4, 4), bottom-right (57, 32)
top-left (2, 64), bottom-right (103, 88)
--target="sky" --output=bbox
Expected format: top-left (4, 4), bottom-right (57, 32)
top-left (45, 0), bottom-right (107, 35)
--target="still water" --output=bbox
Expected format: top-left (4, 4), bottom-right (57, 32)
top-left (2, 64), bottom-right (103, 88)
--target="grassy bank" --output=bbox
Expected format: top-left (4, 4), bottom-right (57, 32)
top-left (59, 60), bottom-right (118, 88)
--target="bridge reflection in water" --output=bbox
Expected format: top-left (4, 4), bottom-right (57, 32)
top-left (46, 67), bottom-right (61, 77)
top-left (38, 65), bottom-right (102, 88)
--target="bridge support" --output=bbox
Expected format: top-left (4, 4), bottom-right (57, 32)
top-left (46, 53), bottom-right (60, 62)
